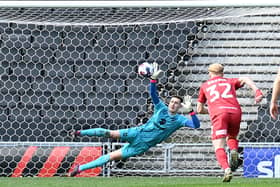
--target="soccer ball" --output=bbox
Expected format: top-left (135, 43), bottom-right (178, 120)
top-left (138, 62), bottom-right (154, 77)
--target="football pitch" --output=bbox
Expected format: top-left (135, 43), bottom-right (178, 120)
top-left (1, 177), bottom-right (280, 187)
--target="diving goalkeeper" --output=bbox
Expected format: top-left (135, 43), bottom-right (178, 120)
top-left (68, 62), bottom-right (200, 177)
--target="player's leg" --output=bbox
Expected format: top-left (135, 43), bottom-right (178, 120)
top-left (69, 149), bottom-right (123, 177)
top-left (229, 148), bottom-right (239, 172)
top-left (227, 134), bottom-right (239, 172)
top-left (69, 128), bottom-right (140, 177)
top-left (71, 126), bottom-right (139, 140)
top-left (213, 138), bottom-right (231, 172)
top-left (211, 113), bottom-right (232, 182)
top-left (118, 127), bottom-right (138, 143)
top-left (227, 112), bottom-right (241, 171)
top-left (213, 138), bottom-right (232, 182)
top-left (69, 139), bottom-right (149, 177)
top-left (69, 127), bottom-right (142, 177)
top-left (71, 129), bottom-right (121, 139)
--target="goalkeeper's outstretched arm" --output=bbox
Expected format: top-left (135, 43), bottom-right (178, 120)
top-left (184, 112), bottom-right (200, 129)
top-left (149, 62), bottom-right (163, 105)
top-left (149, 79), bottom-right (160, 105)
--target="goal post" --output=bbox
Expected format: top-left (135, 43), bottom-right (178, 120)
top-left (0, 3), bottom-right (279, 178)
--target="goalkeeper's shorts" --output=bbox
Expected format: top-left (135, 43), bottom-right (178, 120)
top-left (119, 127), bottom-right (150, 159)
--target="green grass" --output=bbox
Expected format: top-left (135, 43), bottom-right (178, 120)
top-left (0, 177), bottom-right (280, 187)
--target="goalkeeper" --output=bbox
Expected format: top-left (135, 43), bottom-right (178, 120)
top-left (68, 62), bottom-right (200, 177)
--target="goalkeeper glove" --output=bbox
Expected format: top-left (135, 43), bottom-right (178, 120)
top-left (254, 89), bottom-right (263, 104)
top-left (178, 95), bottom-right (194, 114)
top-left (150, 62), bottom-right (163, 80)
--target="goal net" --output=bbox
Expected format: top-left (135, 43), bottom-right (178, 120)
top-left (0, 6), bottom-right (279, 178)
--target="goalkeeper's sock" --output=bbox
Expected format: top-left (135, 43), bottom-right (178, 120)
top-left (80, 128), bottom-right (110, 137)
top-left (79, 154), bottom-right (110, 171)
top-left (227, 138), bottom-right (238, 151)
top-left (215, 148), bottom-right (230, 170)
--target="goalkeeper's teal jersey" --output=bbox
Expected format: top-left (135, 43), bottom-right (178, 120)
top-left (138, 100), bottom-right (194, 147)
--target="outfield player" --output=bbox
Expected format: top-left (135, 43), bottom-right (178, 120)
top-left (68, 63), bottom-right (200, 177)
top-left (270, 67), bottom-right (280, 120)
top-left (196, 63), bottom-right (263, 182)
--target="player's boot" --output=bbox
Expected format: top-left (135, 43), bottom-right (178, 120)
top-left (230, 149), bottom-right (239, 172)
top-left (68, 165), bottom-right (81, 177)
top-left (222, 168), bottom-right (232, 182)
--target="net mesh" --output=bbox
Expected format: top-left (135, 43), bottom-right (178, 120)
top-left (0, 7), bottom-right (279, 177)
top-left (0, 7), bottom-right (279, 25)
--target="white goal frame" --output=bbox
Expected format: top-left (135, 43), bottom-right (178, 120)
top-left (1, 0), bottom-right (280, 8)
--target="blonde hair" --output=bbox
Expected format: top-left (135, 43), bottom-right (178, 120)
top-left (208, 63), bottom-right (224, 74)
